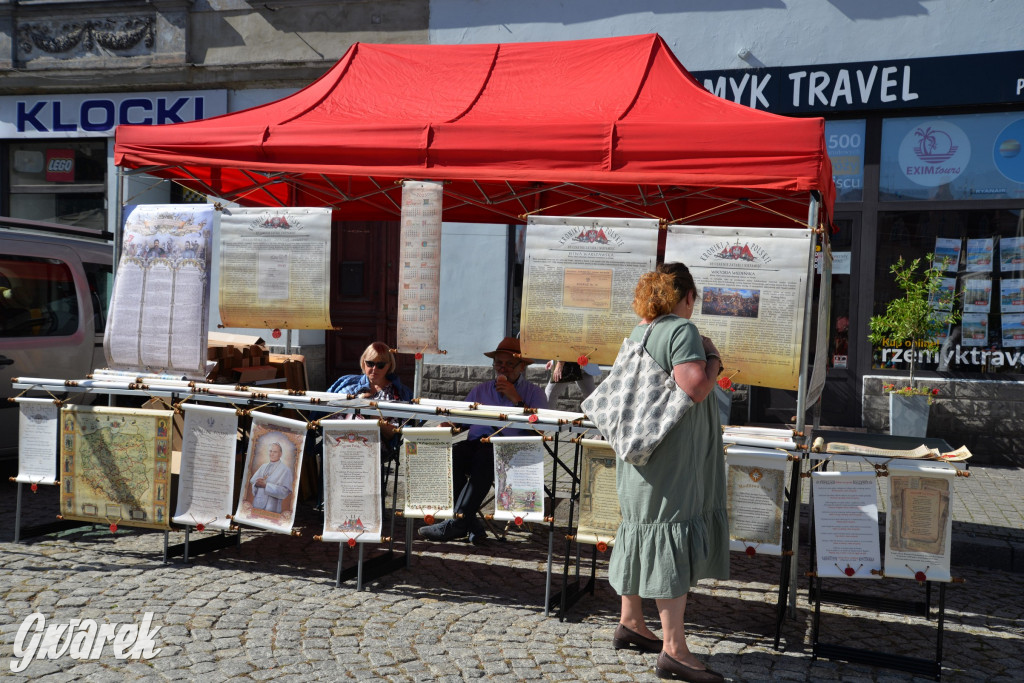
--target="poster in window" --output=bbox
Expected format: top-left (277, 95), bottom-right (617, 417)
top-left (965, 238), bottom-right (994, 272)
top-left (928, 277), bottom-right (957, 311)
top-left (933, 238), bottom-right (961, 272)
top-left (1000, 278), bottom-right (1024, 313)
top-left (1001, 236), bottom-right (1024, 272)
top-left (961, 313), bottom-right (989, 347)
top-left (1001, 313), bottom-right (1024, 348)
top-left (962, 277), bottom-right (992, 313)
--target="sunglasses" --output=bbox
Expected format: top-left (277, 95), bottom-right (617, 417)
top-left (363, 360), bottom-right (388, 369)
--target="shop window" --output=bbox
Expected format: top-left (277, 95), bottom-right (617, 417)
top-left (824, 120), bottom-right (865, 203)
top-left (872, 209), bottom-right (1024, 375)
top-left (827, 215), bottom-right (855, 369)
top-left (339, 261), bottom-right (364, 298)
top-left (7, 140), bottom-right (107, 232)
top-left (84, 262), bottom-right (113, 333)
top-left (880, 112), bottom-right (1024, 201)
top-left (0, 255), bottom-right (79, 337)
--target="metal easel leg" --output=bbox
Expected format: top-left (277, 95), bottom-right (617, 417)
top-left (14, 482), bottom-right (23, 544)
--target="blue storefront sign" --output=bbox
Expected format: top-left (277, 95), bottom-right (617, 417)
top-left (692, 50), bottom-right (1024, 114)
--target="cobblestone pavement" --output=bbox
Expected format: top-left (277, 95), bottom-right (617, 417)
top-left (2, 464), bottom-right (1023, 682)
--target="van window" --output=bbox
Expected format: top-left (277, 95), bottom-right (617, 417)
top-left (0, 255), bottom-right (79, 337)
top-left (84, 262), bottom-right (113, 333)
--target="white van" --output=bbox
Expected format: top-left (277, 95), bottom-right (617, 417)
top-left (1, 218), bottom-right (113, 461)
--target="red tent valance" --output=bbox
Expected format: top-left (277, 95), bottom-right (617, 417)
top-left (115, 34), bottom-right (834, 229)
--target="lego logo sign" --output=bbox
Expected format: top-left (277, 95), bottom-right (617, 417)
top-left (45, 149), bottom-right (75, 182)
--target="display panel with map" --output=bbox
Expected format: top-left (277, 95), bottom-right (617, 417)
top-left (60, 405), bottom-right (174, 530)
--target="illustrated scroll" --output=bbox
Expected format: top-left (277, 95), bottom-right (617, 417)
top-left (60, 405), bottom-right (174, 530)
top-left (397, 180), bottom-right (443, 354)
top-left (666, 226), bottom-right (814, 390)
top-left (105, 204), bottom-right (214, 378)
top-left (321, 420), bottom-right (383, 544)
top-left (233, 412), bottom-right (306, 533)
top-left (576, 439), bottom-right (620, 546)
top-left (15, 397), bottom-right (59, 485)
top-left (172, 404), bottom-right (239, 531)
top-left (491, 436), bottom-right (546, 524)
top-left (725, 446), bottom-right (789, 555)
top-left (812, 471), bottom-right (882, 579)
top-left (520, 216), bottom-right (658, 366)
top-left (219, 207), bottom-right (333, 329)
top-left (401, 427), bottom-right (454, 520)
top-left (885, 461), bottom-right (955, 582)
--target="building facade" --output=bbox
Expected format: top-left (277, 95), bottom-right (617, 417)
top-left (2, 1), bottom-right (1022, 463)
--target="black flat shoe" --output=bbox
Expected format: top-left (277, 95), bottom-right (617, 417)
top-left (655, 651), bottom-right (724, 683)
top-left (612, 624), bottom-right (663, 654)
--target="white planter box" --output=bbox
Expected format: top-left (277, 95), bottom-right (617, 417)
top-left (889, 393), bottom-right (929, 437)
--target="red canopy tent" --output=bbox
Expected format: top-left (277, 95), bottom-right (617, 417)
top-left (114, 34), bottom-right (834, 229)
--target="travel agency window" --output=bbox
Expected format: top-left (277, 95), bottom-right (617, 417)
top-left (5, 140), bottom-right (107, 233)
top-left (873, 110), bottom-right (1024, 377)
top-left (824, 119), bottom-right (866, 371)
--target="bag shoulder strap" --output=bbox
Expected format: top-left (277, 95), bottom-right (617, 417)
top-left (639, 314), bottom-right (677, 347)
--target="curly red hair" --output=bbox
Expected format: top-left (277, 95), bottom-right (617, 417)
top-left (632, 272), bottom-right (680, 320)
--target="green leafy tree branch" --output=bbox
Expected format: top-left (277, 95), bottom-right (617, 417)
top-left (868, 253), bottom-right (960, 386)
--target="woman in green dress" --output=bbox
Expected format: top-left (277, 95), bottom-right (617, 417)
top-left (609, 263), bottom-right (729, 683)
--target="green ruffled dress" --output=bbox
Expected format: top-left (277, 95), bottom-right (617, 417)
top-left (608, 315), bottom-right (730, 598)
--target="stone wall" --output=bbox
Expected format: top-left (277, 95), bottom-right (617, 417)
top-left (419, 363), bottom-right (592, 413)
top-left (862, 375), bottom-right (1024, 467)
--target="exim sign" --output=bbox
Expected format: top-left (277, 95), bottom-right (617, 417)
top-left (0, 90), bottom-right (228, 138)
top-left (692, 50), bottom-right (1024, 114)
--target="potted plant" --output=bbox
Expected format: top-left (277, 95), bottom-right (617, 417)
top-left (867, 254), bottom-right (958, 436)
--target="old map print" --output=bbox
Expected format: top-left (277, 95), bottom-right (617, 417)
top-left (60, 405), bottom-right (173, 530)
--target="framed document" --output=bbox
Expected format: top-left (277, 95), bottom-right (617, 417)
top-left (576, 439), bottom-right (620, 546)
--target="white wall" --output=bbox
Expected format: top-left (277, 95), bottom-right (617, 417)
top-left (426, 222), bottom-right (509, 366)
top-left (428, 0), bottom-right (1024, 70)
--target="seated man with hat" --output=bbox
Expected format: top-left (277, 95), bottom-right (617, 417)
top-left (418, 336), bottom-right (548, 544)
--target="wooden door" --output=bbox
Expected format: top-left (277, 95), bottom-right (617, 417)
top-left (326, 220), bottom-right (407, 385)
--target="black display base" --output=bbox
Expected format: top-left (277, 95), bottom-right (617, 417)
top-left (165, 529), bottom-right (241, 562)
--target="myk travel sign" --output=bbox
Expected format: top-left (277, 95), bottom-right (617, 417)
top-left (692, 50), bottom-right (1024, 114)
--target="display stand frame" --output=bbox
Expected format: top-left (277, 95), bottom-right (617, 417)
top-left (11, 480), bottom-right (88, 542)
top-left (12, 377), bottom-right (581, 608)
top-left (805, 440), bottom-right (962, 681)
top-left (551, 426), bottom-right (604, 621)
top-left (811, 575), bottom-right (949, 681)
top-left (323, 446), bottom-right (407, 591)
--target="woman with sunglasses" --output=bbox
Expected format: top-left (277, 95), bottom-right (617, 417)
top-left (328, 341), bottom-right (413, 460)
